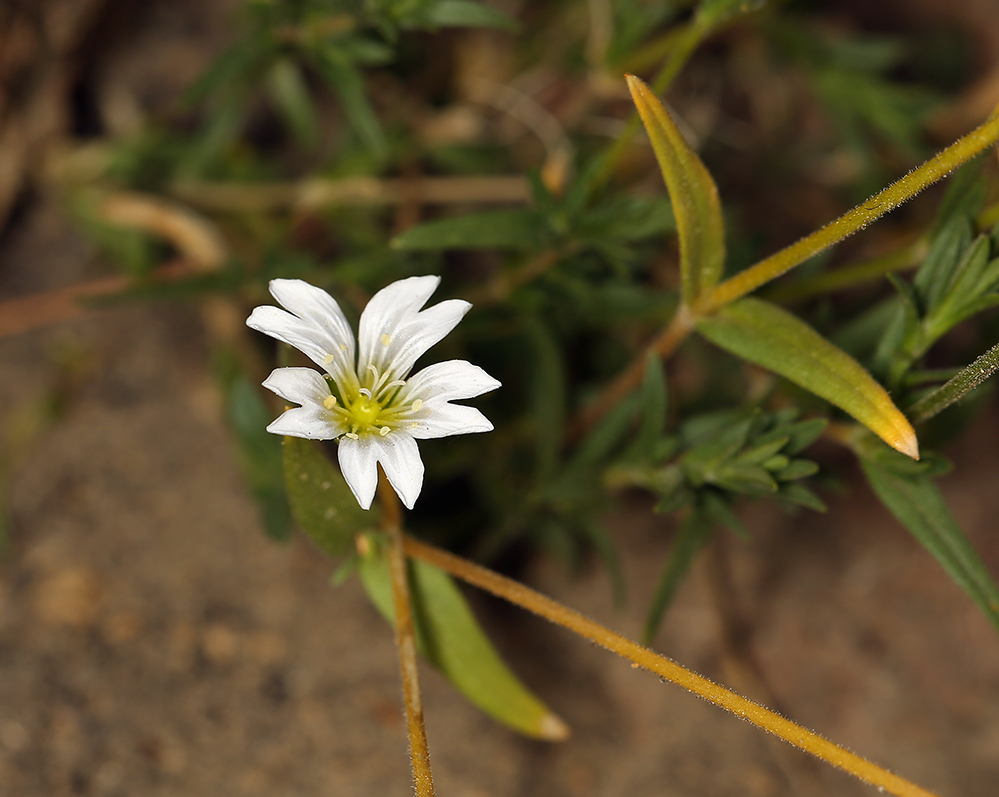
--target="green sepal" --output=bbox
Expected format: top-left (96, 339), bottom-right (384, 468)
top-left (696, 297), bottom-right (918, 459)
top-left (357, 536), bottom-right (569, 740)
top-left (282, 436), bottom-right (376, 557)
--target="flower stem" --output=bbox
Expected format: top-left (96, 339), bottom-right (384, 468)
top-left (699, 112), bottom-right (999, 313)
top-left (908, 339), bottom-right (999, 424)
top-left (403, 534), bottom-right (941, 797)
top-left (379, 475), bottom-right (435, 797)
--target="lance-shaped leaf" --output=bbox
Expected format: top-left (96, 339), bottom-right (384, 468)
top-left (358, 539), bottom-right (569, 741)
top-left (626, 74), bottom-right (725, 302)
top-left (283, 436), bottom-right (376, 557)
top-left (861, 457), bottom-right (999, 632)
top-left (696, 297), bottom-right (918, 459)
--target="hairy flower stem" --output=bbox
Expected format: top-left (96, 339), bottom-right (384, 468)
top-left (380, 475), bottom-right (435, 797)
top-left (908, 339), bottom-right (999, 424)
top-left (700, 112), bottom-right (999, 313)
top-left (403, 535), bottom-right (940, 797)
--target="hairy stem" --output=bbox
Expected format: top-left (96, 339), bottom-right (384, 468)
top-left (403, 535), bottom-right (940, 797)
top-left (380, 476), bottom-right (435, 797)
top-left (908, 339), bottom-right (999, 424)
top-left (699, 112), bottom-right (999, 313)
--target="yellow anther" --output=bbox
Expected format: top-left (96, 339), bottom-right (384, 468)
top-left (323, 353), bottom-right (334, 364)
top-left (379, 426), bottom-right (390, 436)
top-left (411, 399), bottom-right (423, 412)
top-left (380, 333), bottom-right (391, 346)
top-left (345, 432), bottom-right (359, 440)
top-left (323, 395), bottom-right (337, 410)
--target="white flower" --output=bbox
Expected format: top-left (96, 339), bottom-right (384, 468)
top-left (247, 276), bottom-right (500, 510)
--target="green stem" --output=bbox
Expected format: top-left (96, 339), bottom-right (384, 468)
top-left (379, 475), bottom-right (435, 797)
top-left (763, 238), bottom-right (927, 305)
top-left (403, 535), bottom-right (940, 797)
top-left (700, 113), bottom-right (999, 313)
top-left (908, 340), bottom-right (999, 424)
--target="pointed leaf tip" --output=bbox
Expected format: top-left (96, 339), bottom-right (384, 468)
top-left (696, 298), bottom-right (920, 460)
top-left (625, 74), bottom-right (725, 303)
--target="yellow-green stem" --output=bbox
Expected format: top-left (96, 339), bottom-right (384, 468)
top-left (763, 238), bottom-right (927, 305)
top-left (380, 475), bottom-right (435, 797)
top-left (403, 535), bottom-right (940, 797)
top-left (701, 113), bottom-right (999, 313)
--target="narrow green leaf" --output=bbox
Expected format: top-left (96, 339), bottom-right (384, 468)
top-left (697, 297), bottom-right (919, 458)
top-left (425, 0), bottom-right (518, 31)
top-left (311, 51), bottom-right (386, 156)
top-left (267, 59), bottom-right (320, 148)
top-left (643, 513), bottom-right (713, 643)
top-left (637, 351), bottom-right (668, 451)
top-left (861, 458), bottom-right (999, 632)
top-left (392, 209), bottom-right (549, 251)
top-left (626, 74), bottom-right (725, 302)
top-left (358, 540), bottom-right (569, 740)
top-left (226, 377), bottom-right (291, 541)
top-left (283, 436), bottom-right (375, 557)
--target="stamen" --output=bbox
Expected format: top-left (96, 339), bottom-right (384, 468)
top-left (379, 426), bottom-right (390, 436)
top-left (367, 364), bottom-right (379, 378)
top-left (385, 380), bottom-right (406, 390)
top-left (411, 399), bottom-right (423, 412)
top-left (345, 432), bottom-right (359, 440)
top-left (380, 333), bottom-right (391, 346)
top-left (323, 395), bottom-right (337, 410)
top-left (358, 388), bottom-right (372, 398)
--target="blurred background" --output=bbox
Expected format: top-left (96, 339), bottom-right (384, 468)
top-left (2, 0), bottom-right (999, 795)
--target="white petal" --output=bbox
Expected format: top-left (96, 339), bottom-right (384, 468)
top-left (266, 405), bottom-right (339, 439)
top-left (409, 403), bottom-right (494, 440)
top-left (335, 433), bottom-right (425, 510)
top-left (247, 280), bottom-right (356, 389)
top-left (262, 367), bottom-right (329, 405)
top-left (375, 434), bottom-right (424, 509)
top-left (261, 368), bottom-right (344, 440)
top-left (404, 360), bottom-right (501, 402)
top-left (337, 436), bottom-right (380, 510)
top-left (358, 275), bottom-right (470, 379)
top-left (268, 279), bottom-right (356, 364)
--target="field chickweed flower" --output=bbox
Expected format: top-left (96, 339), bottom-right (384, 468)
top-left (247, 276), bottom-right (500, 510)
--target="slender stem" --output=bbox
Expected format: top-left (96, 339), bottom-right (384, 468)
top-left (403, 535), bottom-right (940, 797)
top-left (908, 339), bottom-right (999, 424)
top-left (569, 304), bottom-right (695, 440)
top-left (379, 476), bottom-right (435, 797)
top-left (700, 112), bottom-right (999, 313)
top-left (763, 238), bottom-right (927, 305)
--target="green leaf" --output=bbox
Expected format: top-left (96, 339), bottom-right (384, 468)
top-left (392, 209), bottom-right (550, 251)
top-left (283, 436), bottom-right (376, 557)
top-left (424, 0), bottom-right (518, 31)
top-left (226, 377), bottom-right (291, 541)
top-left (311, 51), bottom-right (387, 156)
top-left (358, 539), bottom-right (569, 740)
top-left (633, 351), bottom-right (668, 456)
top-left (626, 75), bottom-right (725, 302)
top-left (697, 297), bottom-right (918, 458)
top-left (861, 458), bottom-right (999, 632)
top-left (643, 512), bottom-right (713, 643)
top-left (267, 59), bottom-right (320, 148)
